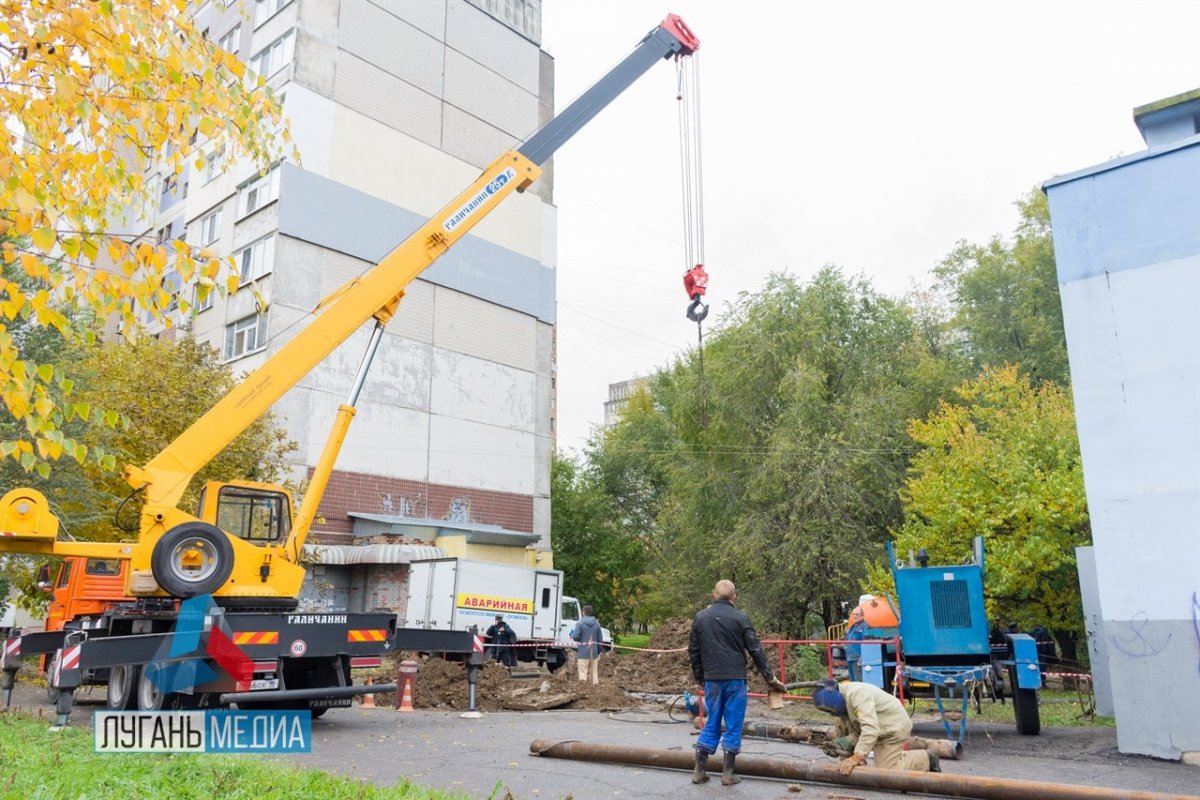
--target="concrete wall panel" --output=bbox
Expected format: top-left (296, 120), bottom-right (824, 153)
top-left (283, 87), bottom-right (335, 178)
top-left (306, 326), bottom-right (433, 412)
top-left (447, 0), bottom-right (539, 92)
top-left (367, 0), bottom-right (446, 41)
top-left (428, 415), bottom-right (534, 494)
top-left (305, 387), bottom-right (431, 479)
top-left (340, 1), bottom-right (444, 96)
top-left (431, 348), bottom-right (534, 430)
top-left (443, 48), bottom-right (538, 140)
top-left (333, 52), bottom-right (442, 149)
top-left (432, 286), bottom-right (536, 371)
top-left (327, 105), bottom-right (545, 262)
top-left (441, 103), bottom-right (520, 170)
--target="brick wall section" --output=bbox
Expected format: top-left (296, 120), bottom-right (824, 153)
top-left (307, 467), bottom-right (535, 543)
top-left (363, 564), bottom-right (410, 617)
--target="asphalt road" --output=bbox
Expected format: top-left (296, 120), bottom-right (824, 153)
top-left (6, 681), bottom-right (1199, 799)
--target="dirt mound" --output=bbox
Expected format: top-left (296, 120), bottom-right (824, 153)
top-left (371, 656), bottom-right (638, 712)
top-left (647, 617), bottom-right (693, 650)
top-left (606, 617), bottom-right (695, 694)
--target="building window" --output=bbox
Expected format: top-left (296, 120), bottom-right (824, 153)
top-left (234, 234), bottom-right (275, 283)
top-left (160, 174), bottom-right (187, 212)
top-left (253, 0), bottom-right (292, 28)
top-left (225, 312), bottom-right (268, 359)
top-left (197, 209), bottom-right (221, 246)
top-left (192, 282), bottom-right (214, 312)
top-left (144, 269), bottom-right (182, 323)
top-left (218, 24), bottom-right (240, 54)
top-left (202, 148), bottom-right (224, 184)
top-left (250, 30), bottom-right (294, 78)
top-left (237, 165), bottom-right (280, 218)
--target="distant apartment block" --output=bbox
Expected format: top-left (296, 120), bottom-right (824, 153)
top-left (603, 377), bottom-right (650, 428)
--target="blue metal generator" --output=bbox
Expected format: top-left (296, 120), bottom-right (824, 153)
top-left (856, 537), bottom-right (1042, 740)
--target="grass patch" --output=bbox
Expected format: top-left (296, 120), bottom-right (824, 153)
top-left (0, 710), bottom-right (464, 799)
top-left (613, 633), bottom-right (650, 653)
top-left (910, 689), bottom-right (1115, 728)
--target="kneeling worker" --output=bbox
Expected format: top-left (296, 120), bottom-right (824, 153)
top-left (811, 679), bottom-right (940, 774)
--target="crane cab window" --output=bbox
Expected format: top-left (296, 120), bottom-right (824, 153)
top-left (215, 486), bottom-right (291, 543)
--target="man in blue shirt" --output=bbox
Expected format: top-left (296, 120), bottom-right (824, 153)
top-left (687, 580), bottom-right (786, 785)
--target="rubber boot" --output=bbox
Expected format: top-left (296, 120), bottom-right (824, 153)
top-left (721, 750), bottom-right (740, 786)
top-left (927, 751), bottom-right (942, 773)
top-left (691, 747), bottom-right (710, 784)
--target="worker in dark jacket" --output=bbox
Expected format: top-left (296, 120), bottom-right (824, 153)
top-left (486, 614), bottom-right (516, 667)
top-left (687, 579), bottom-right (786, 786)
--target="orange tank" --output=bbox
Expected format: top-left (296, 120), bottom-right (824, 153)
top-left (859, 595), bottom-right (900, 629)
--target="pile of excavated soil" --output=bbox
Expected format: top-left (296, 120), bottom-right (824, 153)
top-left (604, 617), bottom-right (800, 696)
top-left (365, 654), bottom-right (637, 712)
top-left (354, 616), bottom-right (793, 711)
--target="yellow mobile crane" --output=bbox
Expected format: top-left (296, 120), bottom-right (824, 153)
top-left (0, 14), bottom-right (699, 723)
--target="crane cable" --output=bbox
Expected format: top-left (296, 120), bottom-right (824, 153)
top-left (677, 53), bottom-right (708, 427)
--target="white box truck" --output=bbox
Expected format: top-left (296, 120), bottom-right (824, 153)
top-left (403, 558), bottom-right (611, 671)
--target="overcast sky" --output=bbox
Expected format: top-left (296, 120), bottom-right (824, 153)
top-left (538, 0), bottom-right (1199, 453)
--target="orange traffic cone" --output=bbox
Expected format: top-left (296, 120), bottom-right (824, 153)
top-left (361, 676), bottom-right (376, 708)
top-left (398, 676), bottom-right (414, 712)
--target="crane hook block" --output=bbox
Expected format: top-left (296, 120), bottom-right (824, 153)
top-left (683, 264), bottom-right (708, 300)
top-left (684, 264), bottom-right (709, 322)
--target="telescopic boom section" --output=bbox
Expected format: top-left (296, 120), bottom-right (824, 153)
top-left (126, 15), bottom-right (700, 511)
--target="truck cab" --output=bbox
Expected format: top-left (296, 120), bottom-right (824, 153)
top-left (43, 557), bottom-right (131, 634)
top-left (559, 596), bottom-right (613, 651)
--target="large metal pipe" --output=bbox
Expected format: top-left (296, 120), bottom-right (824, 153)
top-left (908, 735), bottom-right (965, 760)
top-left (529, 739), bottom-right (1194, 800)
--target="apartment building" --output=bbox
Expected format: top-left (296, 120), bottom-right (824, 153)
top-left (143, 0), bottom-right (557, 574)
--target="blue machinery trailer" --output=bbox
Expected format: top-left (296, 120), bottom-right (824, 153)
top-left (854, 537), bottom-right (1043, 741)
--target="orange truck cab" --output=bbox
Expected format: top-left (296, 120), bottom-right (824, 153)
top-left (42, 556), bottom-right (130, 634)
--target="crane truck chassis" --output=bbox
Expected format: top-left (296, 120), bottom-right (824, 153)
top-left (0, 14), bottom-right (699, 726)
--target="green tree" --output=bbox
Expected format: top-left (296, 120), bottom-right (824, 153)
top-left (884, 365), bottom-right (1089, 658)
top-left (598, 269), bottom-right (963, 635)
top-left (936, 191), bottom-right (1070, 386)
top-left (551, 452), bottom-right (649, 631)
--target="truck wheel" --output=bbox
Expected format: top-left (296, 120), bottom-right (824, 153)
top-left (1008, 666), bottom-right (1041, 735)
top-left (138, 666), bottom-right (169, 711)
top-left (108, 664), bottom-right (140, 710)
top-left (151, 522), bottom-right (235, 598)
top-left (544, 649), bottom-right (566, 673)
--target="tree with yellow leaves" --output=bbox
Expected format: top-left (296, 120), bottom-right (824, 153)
top-left (0, 0), bottom-right (290, 472)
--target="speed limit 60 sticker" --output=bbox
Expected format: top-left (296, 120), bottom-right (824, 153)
top-left (290, 639), bottom-right (308, 657)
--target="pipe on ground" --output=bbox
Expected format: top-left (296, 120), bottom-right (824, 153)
top-left (528, 739), bottom-right (1191, 800)
top-left (908, 735), bottom-right (965, 760)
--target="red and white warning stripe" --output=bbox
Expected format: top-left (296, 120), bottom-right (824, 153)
top-left (61, 644), bottom-right (82, 671)
top-left (472, 635), bottom-right (485, 654)
top-left (1, 638), bottom-right (19, 668)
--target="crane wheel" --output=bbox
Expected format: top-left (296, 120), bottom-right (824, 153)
top-left (151, 522), bottom-right (235, 598)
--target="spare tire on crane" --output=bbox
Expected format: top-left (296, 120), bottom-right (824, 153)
top-left (151, 522), bottom-right (234, 597)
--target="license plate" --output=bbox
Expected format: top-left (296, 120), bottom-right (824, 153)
top-left (250, 678), bottom-right (280, 690)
